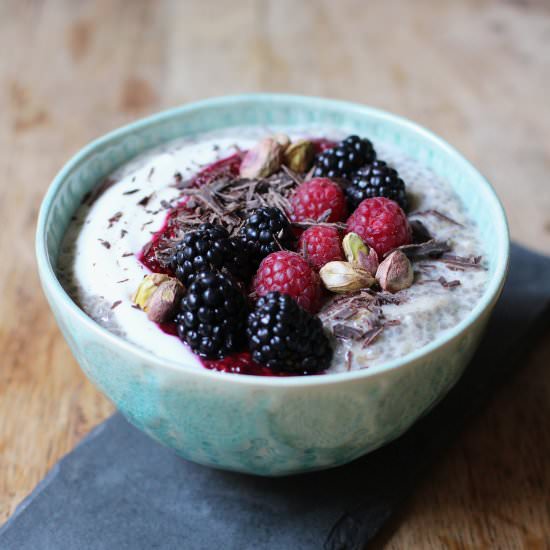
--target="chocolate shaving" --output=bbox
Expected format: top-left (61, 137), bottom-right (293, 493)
top-left (110, 300), bottom-right (122, 310)
top-left (414, 277), bottom-right (436, 285)
top-left (120, 229), bottom-right (128, 239)
top-left (108, 211), bottom-right (123, 228)
top-left (332, 307), bottom-right (357, 321)
top-left (384, 319), bottom-right (401, 327)
top-left (121, 252), bottom-right (134, 257)
top-left (116, 278), bottom-right (129, 284)
top-left (141, 220), bottom-right (153, 231)
top-left (321, 290), bottom-right (377, 317)
top-left (292, 220), bottom-right (347, 231)
top-left (280, 165), bottom-right (303, 186)
top-left (122, 188), bottom-right (140, 195)
top-left (395, 239), bottom-right (452, 260)
top-left (411, 209), bottom-right (465, 228)
top-left (362, 326), bottom-right (384, 348)
top-left (153, 170), bottom-right (300, 268)
top-left (416, 263), bottom-right (436, 273)
top-left (137, 194), bottom-right (152, 207)
top-left (183, 184), bottom-right (227, 218)
top-left (147, 167), bottom-right (155, 181)
top-left (439, 276), bottom-right (461, 288)
top-left (98, 239), bottom-right (111, 249)
top-left (415, 276), bottom-right (462, 289)
top-left (440, 253), bottom-right (485, 270)
top-left (333, 324), bottom-right (365, 340)
top-left (371, 290), bottom-right (406, 305)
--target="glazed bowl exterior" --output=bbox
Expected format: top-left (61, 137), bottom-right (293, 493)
top-left (36, 94), bottom-right (509, 476)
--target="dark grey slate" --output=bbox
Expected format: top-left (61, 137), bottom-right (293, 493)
top-left (2, 243), bottom-right (549, 550)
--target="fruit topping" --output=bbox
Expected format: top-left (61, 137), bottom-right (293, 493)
top-left (312, 135), bottom-right (376, 180)
top-left (298, 225), bottom-right (343, 270)
top-left (346, 197), bottom-right (412, 258)
top-left (348, 160), bottom-right (408, 211)
top-left (252, 251), bottom-right (322, 313)
top-left (289, 177), bottom-right (347, 223)
top-left (246, 292), bottom-right (332, 374)
top-left (202, 351), bottom-right (295, 376)
top-left (175, 271), bottom-right (248, 359)
top-left (129, 133), bottom-right (445, 376)
top-left (239, 206), bottom-right (294, 262)
top-left (169, 223), bottom-right (252, 286)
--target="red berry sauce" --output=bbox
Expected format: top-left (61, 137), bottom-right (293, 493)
top-left (202, 352), bottom-right (302, 376)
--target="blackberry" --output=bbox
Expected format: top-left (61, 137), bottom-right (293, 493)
top-left (347, 160), bottom-right (409, 211)
top-left (238, 207), bottom-right (294, 261)
top-left (176, 271), bottom-right (248, 359)
top-left (247, 292), bottom-right (332, 374)
top-left (312, 135), bottom-right (376, 180)
top-left (170, 223), bottom-right (251, 286)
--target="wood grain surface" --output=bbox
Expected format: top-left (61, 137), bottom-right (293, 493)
top-left (1, 0), bottom-right (550, 547)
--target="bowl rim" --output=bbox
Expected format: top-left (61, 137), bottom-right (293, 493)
top-left (36, 93), bottom-right (510, 387)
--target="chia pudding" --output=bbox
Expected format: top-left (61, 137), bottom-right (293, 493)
top-left (58, 127), bottom-right (489, 375)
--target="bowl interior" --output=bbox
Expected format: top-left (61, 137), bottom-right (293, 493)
top-left (37, 94), bottom-right (509, 382)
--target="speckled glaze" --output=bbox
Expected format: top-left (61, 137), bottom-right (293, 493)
top-left (36, 95), bottom-right (509, 476)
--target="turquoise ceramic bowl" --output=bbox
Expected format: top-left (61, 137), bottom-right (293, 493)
top-left (36, 94), bottom-right (509, 476)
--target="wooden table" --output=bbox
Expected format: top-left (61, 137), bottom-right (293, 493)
top-left (2, 0), bottom-right (549, 547)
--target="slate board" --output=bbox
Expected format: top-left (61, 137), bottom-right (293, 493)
top-left (2, 243), bottom-right (550, 550)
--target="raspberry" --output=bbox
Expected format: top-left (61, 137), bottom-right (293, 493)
top-left (289, 178), bottom-right (347, 223)
top-left (298, 226), bottom-right (343, 270)
top-left (252, 251), bottom-right (322, 313)
top-left (346, 197), bottom-right (412, 258)
top-left (247, 292), bottom-right (332, 374)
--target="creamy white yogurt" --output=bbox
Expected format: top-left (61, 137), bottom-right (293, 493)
top-left (58, 127), bottom-right (489, 373)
